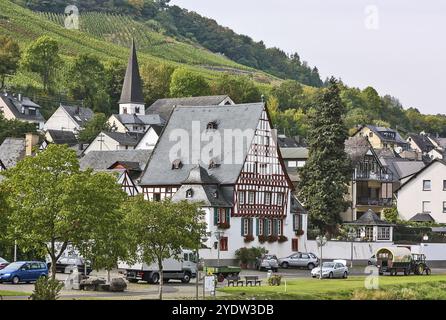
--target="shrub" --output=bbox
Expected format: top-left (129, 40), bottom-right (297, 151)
top-left (267, 275), bottom-right (282, 286)
top-left (30, 276), bottom-right (64, 300)
top-left (235, 246), bottom-right (268, 266)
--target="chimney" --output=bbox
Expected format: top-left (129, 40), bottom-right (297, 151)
top-left (18, 93), bottom-right (22, 102)
top-left (75, 106), bottom-right (80, 114)
top-left (25, 133), bottom-right (40, 156)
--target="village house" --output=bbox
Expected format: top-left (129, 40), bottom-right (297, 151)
top-left (353, 125), bottom-right (410, 152)
top-left (279, 146), bottom-right (308, 191)
top-left (44, 105), bottom-right (94, 134)
top-left (138, 102), bottom-right (307, 265)
top-left (396, 159), bottom-right (446, 223)
top-left (83, 131), bottom-right (143, 154)
top-left (0, 133), bottom-right (40, 170)
top-left (345, 209), bottom-right (394, 242)
top-left (80, 149), bottom-right (152, 196)
top-left (0, 93), bottom-right (45, 130)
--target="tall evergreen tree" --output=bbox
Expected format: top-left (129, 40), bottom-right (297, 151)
top-left (298, 78), bottom-right (352, 236)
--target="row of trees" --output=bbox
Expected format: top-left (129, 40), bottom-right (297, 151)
top-left (0, 144), bottom-right (205, 300)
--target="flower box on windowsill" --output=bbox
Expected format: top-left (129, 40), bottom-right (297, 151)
top-left (258, 235), bottom-right (267, 243)
top-left (278, 235), bottom-right (288, 243)
top-left (295, 229), bottom-right (305, 237)
top-left (267, 235), bottom-right (278, 243)
top-left (218, 222), bottom-right (230, 229)
top-left (244, 235), bottom-right (255, 243)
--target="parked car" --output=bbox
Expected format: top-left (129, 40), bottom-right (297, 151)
top-left (279, 252), bottom-right (319, 270)
top-left (0, 261), bottom-right (48, 284)
top-left (311, 261), bottom-right (349, 279)
top-left (0, 257), bottom-right (9, 270)
top-left (255, 254), bottom-right (279, 272)
top-left (48, 256), bottom-right (92, 275)
top-left (368, 254), bottom-right (377, 266)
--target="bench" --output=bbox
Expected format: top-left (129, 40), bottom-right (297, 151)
top-left (227, 275), bottom-right (244, 287)
top-left (244, 276), bottom-right (262, 286)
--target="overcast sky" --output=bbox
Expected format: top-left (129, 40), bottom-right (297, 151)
top-left (171, 0), bottom-right (446, 115)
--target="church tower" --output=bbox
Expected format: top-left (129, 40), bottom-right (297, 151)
top-left (119, 39), bottom-right (145, 116)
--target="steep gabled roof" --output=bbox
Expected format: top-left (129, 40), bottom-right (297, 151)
top-left (0, 94), bottom-right (45, 122)
top-left (345, 135), bottom-right (378, 166)
top-left (80, 150), bottom-right (151, 171)
top-left (46, 130), bottom-right (78, 146)
top-left (0, 138), bottom-right (26, 169)
top-left (119, 39), bottom-right (144, 104)
top-left (346, 209), bottom-right (393, 226)
top-left (146, 95), bottom-right (231, 121)
top-left (140, 103), bottom-right (265, 186)
top-left (60, 105), bottom-right (94, 127)
top-left (172, 184), bottom-right (232, 207)
top-left (102, 131), bottom-right (142, 146)
top-left (182, 165), bottom-right (220, 185)
top-left (407, 133), bottom-right (436, 153)
top-left (396, 159), bottom-right (446, 192)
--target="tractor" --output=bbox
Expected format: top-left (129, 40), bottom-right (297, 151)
top-left (410, 254), bottom-right (431, 275)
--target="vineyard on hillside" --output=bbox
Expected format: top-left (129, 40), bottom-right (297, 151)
top-left (38, 12), bottom-right (245, 69)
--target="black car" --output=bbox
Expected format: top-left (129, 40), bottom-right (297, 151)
top-left (48, 257), bottom-right (92, 275)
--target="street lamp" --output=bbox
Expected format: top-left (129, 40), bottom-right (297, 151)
top-left (421, 234), bottom-right (429, 256)
top-left (213, 231), bottom-right (224, 267)
top-left (347, 228), bottom-right (356, 268)
top-left (316, 235), bottom-right (327, 280)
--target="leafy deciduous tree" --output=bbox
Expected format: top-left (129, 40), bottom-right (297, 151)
top-left (169, 68), bottom-right (210, 98)
top-left (0, 35), bottom-right (21, 89)
top-left (78, 113), bottom-right (112, 144)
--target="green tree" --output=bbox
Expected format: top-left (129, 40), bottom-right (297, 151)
top-left (2, 144), bottom-right (126, 279)
top-left (78, 113), bottom-right (112, 144)
top-left (298, 78), bottom-right (352, 235)
top-left (66, 54), bottom-right (108, 113)
top-left (141, 63), bottom-right (175, 104)
top-left (0, 35), bottom-right (21, 89)
top-left (213, 74), bottom-right (261, 103)
top-left (124, 196), bottom-right (206, 300)
top-left (104, 60), bottom-right (126, 110)
top-left (0, 114), bottom-right (37, 145)
top-left (271, 80), bottom-right (304, 110)
top-left (169, 68), bottom-right (210, 97)
top-left (21, 36), bottom-right (61, 93)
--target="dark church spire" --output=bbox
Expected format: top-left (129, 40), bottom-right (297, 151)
top-left (119, 39), bottom-right (145, 104)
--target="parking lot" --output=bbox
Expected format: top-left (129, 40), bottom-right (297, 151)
top-left (2, 266), bottom-right (446, 300)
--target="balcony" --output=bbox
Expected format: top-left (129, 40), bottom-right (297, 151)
top-left (356, 197), bottom-right (393, 207)
top-left (354, 170), bottom-right (393, 182)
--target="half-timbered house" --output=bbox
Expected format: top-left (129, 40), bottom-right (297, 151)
top-left (139, 102), bottom-right (307, 265)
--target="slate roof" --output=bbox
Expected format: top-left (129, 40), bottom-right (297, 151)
top-left (102, 131), bottom-right (142, 146)
top-left (396, 159), bottom-right (446, 192)
top-left (345, 136), bottom-right (374, 166)
top-left (346, 209), bottom-right (393, 226)
top-left (60, 105), bottom-right (94, 127)
top-left (182, 165), bottom-right (220, 185)
top-left (114, 114), bottom-right (164, 126)
top-left (46, 130), bottom-right (78, 146)
top-left (147, 95), bottom-right (231, 121)
top-left (0, 138), bottom-right (26, 169)
top-left (407, 134), bottom-right (436, 153)
top-left (0, 94), bottom-right (45, 122)
top-left (277, 136), bottom-right (300, 148)
top-left (140, 103), bottom-right (265, 186)
top-left (119, 39), bottom-right (144, 104)
top-left (172, 184), bottom-right (232, 207)
top-left (365, 125), bottom-right (408, 145)
top-left (409, 213), bottom-right (435, 223)
top-left (280, 147), bottom-right (309, 160)
top-left (380, 157), bottom-right (425, 180)
top-left (79, 150), bottom-right (152, 171)
top-left (290, 194), bottom-right (307, 214)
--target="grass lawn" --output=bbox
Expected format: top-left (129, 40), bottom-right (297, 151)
top-left (219, 275), bottom-right (446, 300)
top-left (0, 290), bottom-right (31, 297)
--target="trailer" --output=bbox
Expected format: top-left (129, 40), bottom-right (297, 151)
top-left (376, 247), bottom-right (431, 276)
top-left (205, 266), bottom-right (242, 282)
top-left (118, 250), bottom-right (197, 284)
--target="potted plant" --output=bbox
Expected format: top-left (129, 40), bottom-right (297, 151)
top-left (258, 235), bottom-right (267, 243)
top-left (267, 235), bottom-right (278, 243)
top-left (235, 248), bottom-right (250, 269)
top-left (295, 229), bottom-right (305, 237)
top-left (244, 235), bottom-right (254, 243)
top-left (278, 235), bottom-right (288, 243)
top-left (267, 275), bottom-right (282, 286)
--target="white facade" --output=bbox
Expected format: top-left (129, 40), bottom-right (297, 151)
top-left (43, 106), bottom-right (80, 133)
top-left (83, 133), bottom-right (135, 154)
top-left (396, 160), bottom-right (446, 223)
top-left (119, 103), bottom-right (145, 116)
top-left (107, 114), bottom-right (128, 133)
top-left (135, 127), bottom-right (159, 150)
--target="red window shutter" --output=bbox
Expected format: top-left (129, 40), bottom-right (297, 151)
top-left (220, 237), bottom-right (228, 251)
top-left (292, 238), bottom-right (299, 252)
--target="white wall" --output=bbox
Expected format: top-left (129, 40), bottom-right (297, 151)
top-left (108, 115), bottom-right (128, 133)
top-left (397, 161), bottom-right (446, 223)
top-left (44, 107), bottom-right (79, 132)
top-left (84, 133), bottom-right (134, 154)
top-left (135, 127), bottom-right (159, 150)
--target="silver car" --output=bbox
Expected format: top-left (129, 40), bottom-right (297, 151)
top-left (255, 254), bottom-right (279, 272)
top-left (368, 254), bottom-right (377, 266)
top-left (279, 252), bottom-right (319, 270)
top-left (311, 261), bottom-right (349, 279)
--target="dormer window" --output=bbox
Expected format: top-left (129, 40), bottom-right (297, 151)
top-left (172, 159), bottom-right (183, 170)
top-left (207, 121), bottom-right (218, 130)
top-left (186, 188), bottom-right (193, 198)
top-left (209, 159), bottom-right (221, 169)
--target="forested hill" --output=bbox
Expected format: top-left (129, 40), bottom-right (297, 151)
top-left (11, 0), bottom-right (323, 87)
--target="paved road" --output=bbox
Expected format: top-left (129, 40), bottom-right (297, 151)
top-left (2, 267), bottom-right (446, 300)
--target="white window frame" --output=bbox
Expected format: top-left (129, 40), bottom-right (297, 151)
top-left (238, 191), bottom-right (245, 205)
top-left (248, 191), bottom-right (255, 205)
top-left (277, 220), bottom-right (283, 236)
top-left (258, 219), bottom-right (264, 236)
top-left (277, 193), bottom-right (284, 206)
top-left (243, 218), bottom-right (250, 236)
top-left (377, 227), bottom-right (390, 240)
top-left (297, 161), bottom-right (306, 168)
top-left (267, 219), bottom-right (273, 236)
top-left (288, 161), bottom-right (297, 168)
top-left (423, 180), bottom-right (431, 191)
top-left (264, 192), bottom-right (271, 205)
